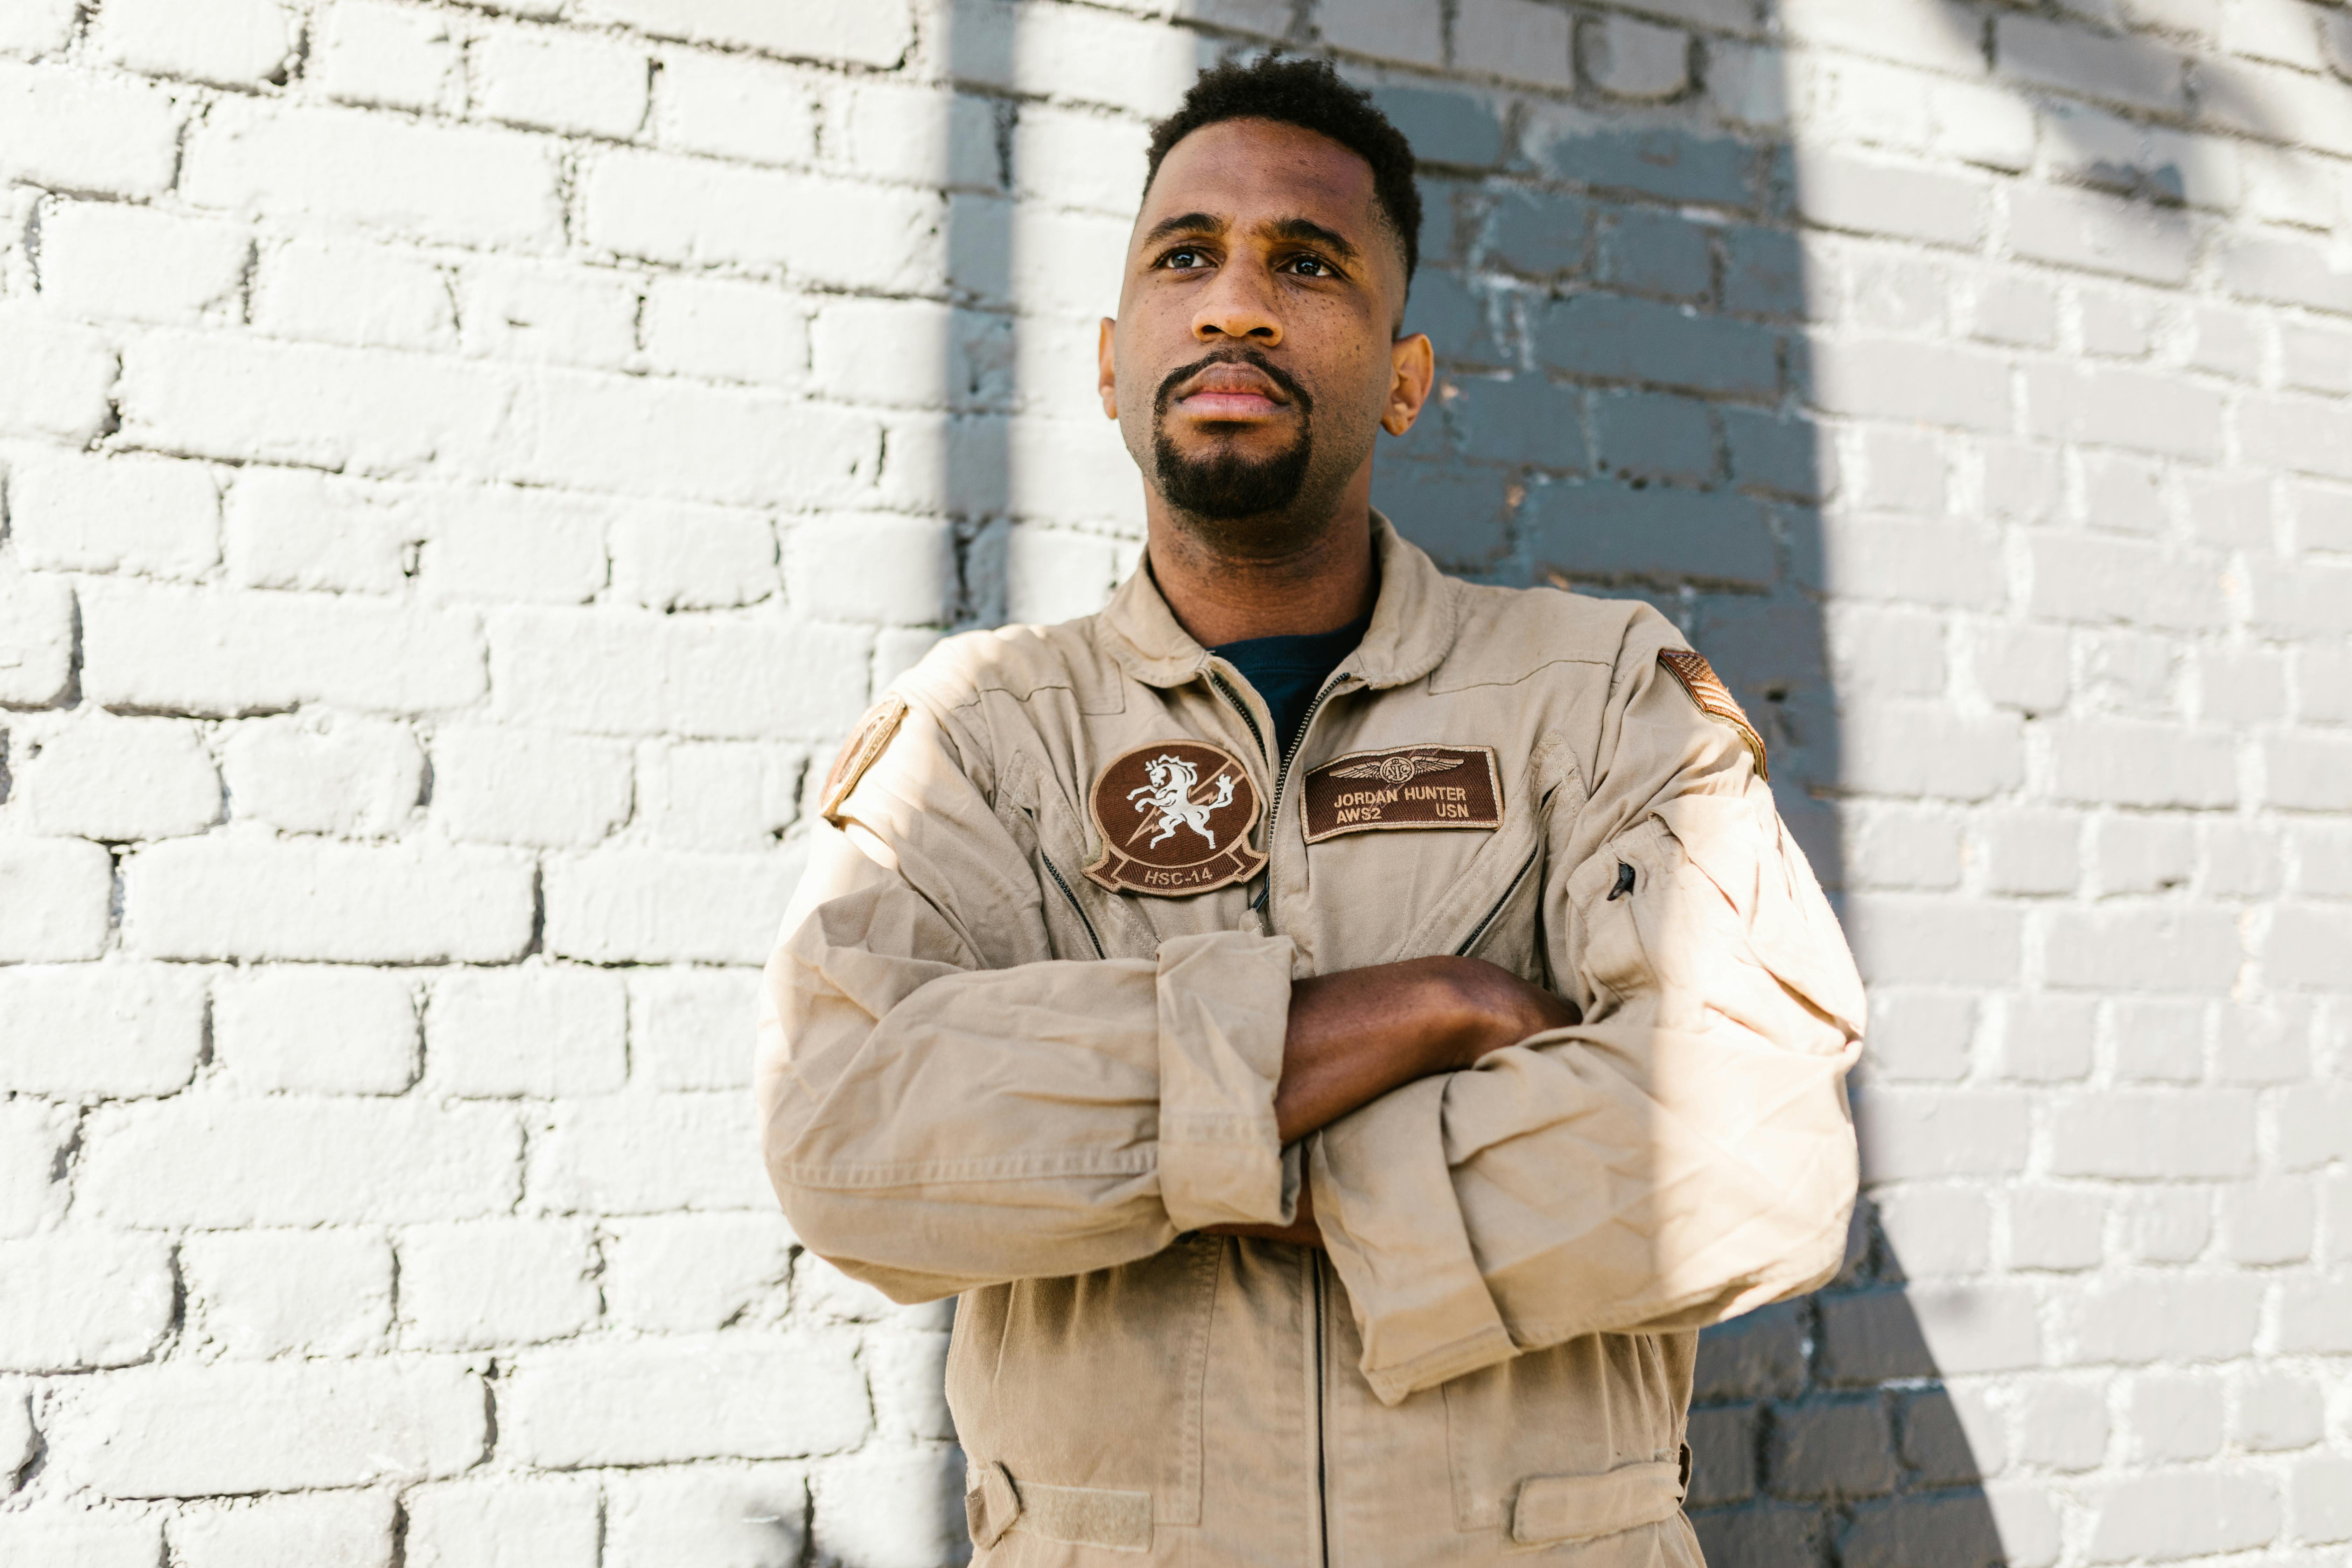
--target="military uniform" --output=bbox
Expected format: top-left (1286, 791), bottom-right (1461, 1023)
top-left (759, 517), bottom-right (1865, 1566)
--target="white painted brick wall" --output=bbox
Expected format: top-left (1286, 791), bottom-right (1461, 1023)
top-left (0, 2), bottom-right (2345, 1566)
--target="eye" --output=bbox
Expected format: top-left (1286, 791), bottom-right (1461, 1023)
top-left (1158, 246), bottom-right (1211, 270)
top-left (1283, 254), bottom-right (1337, 278)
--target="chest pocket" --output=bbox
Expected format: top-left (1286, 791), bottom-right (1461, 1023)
top-left (998, 750), bottom-right (1150, 964)
top-left (1378, 742), bottom-right (1574, 984)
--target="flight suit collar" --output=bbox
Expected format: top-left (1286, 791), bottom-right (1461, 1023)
top-left (1099, 512), bottom-right (1462, 693)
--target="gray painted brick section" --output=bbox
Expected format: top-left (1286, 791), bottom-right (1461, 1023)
top-left (2, 1), bottom-right (2346, 1560)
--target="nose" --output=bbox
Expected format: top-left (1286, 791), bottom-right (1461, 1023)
top-left (1190, 259), bottom-right (1282, 347)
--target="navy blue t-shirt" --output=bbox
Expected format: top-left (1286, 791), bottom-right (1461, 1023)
top-left (1212, 613), bottom-right (1372, 764)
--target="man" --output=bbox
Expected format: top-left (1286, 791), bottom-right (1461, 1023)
top-left (760, 56), bottom-right (1864, 1566)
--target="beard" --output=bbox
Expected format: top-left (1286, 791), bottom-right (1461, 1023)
top-left (1150, 350), bottom-right (1316, 522)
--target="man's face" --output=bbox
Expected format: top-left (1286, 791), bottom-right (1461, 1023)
top-left (1100, 118), bottom-right (1427, 543)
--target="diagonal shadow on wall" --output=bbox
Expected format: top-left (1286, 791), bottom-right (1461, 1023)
top-left (1364, 39), bottom-right (2006, 1568)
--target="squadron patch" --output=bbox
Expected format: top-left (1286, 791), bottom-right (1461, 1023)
top-left (1084, 740), bottom-right (1267, 897)
top-left (1657, 649), bottom-right (1769, 781)
top-left (819, 694), bottom-right (910, 824)
top-left (1301, 744), bottom-right (1504, 844)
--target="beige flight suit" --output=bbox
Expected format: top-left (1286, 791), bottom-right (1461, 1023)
top-left (758, 517), bottom-right (1866, 1567)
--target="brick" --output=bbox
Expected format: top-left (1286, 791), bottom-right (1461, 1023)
top-left (1807, 338), bottom-right (2009, 430)
top-left (2128, 1373), bottom-right (2224, 1462)
top-left (1682, 1405), bottom-right (1753, 1507)
top-left (475, 24), bottom-right (648, 139)
top-left (515, 369), bottom-right (880, 509)
top-left (219, 468), bottom-right (407, 594)
top-left (1875, 1184), bottom-right (1992, 1276)
top-left (2200, 55), bottom-right (2352, 158)
top-left (85, 1094), bottom-right (518, 1228)
top-left (1722, 407), bottom-right (1826, 498)
top-left (92, 0), bottom-right (296, 86)
top-left (2271, 902), bottom-right (2352, 990)
top-left (1998, 14), bottom-right (2189, 111)
top-left (2234, 1371), bottom-right (2324, 1452)
top-left (1979, 812), bottom-right (2082, 897)
top-left (183, 1229), bottom-right (392, 1358)
top-left (1446, 376), bottom-right (1588, 469)
top-left (0, 0), bottom-right (74, 56)
top-left (2249, 557), bottom-right (2352, 637)
top-left (416, 486), bottom-right (611, 606)
top-left (608, 511), bottom-right (772, 614)
top-left (627, 968), bottom-right (760, 1091)
top-left (1794, 152), bottom-right (1988, 248)
top-left (1538, 293), bottom-right (1779, 397)
top-left (2276, 1275), bottom-right (2352, 1352)
top-left (0, 1512), bottom-right (162, 1567)
top-left (220, 714), bottom-right (424, 838)
top-left (584, 151), bottom-right (942, 291)
top-left (1840, 707), bottom-right (2023, 800)
top-left (9, 449), bottom-right (221, 581)
top-left (0, 963), bottom-right (205, 1097)
top-left (644, 276), bottom-right (806, 387)
top-left (0, 1100), bottom-right (68, 1238)
top-left (1855, 1085), bottom-right (2029, 1177)
top-left (38, 201), bottom-right (250, 327)
top-left (398, 1219), bottom-right (597, 1350)
top-left (1720, 226), bottom-right (1807, 321)
top-left (2051, 1090), bottom-right (2255, 1180)
top-left (2280, 1084), bottom-right (2352, 1170)
top-left (0, 837), bottom-right (111, 962)
top-left (0, 61), bottom-right (181, 198)
top-left (1692, 1302), bottom-right (1806, 1403)
top-left (426, 966), bottom-right (625, 1097)
top-left (1580, 14), bottom-right (1691, 100)
top-left (457, 260), bottom-right (639, 370)
top-left (1972, 275), bottom-right (2058, 346)
top-left (1842, 1491), bottom-right (2007, 1568)
top-left (1780, 0), bottom-right (1988, 74)
top-left (2009, 183), bottom-right (2193, 286)
top-left (2109, 993), bottom-right (2202, 1078)
top-left (2087, 1472), bottom-right (2278, 1561)
top-left (1524, 482), bottom-right (1774, 592)
top-left (544, 847), bottom-right (802, 966)
top-left (2219, 1180), bottom-right (2312, 1265)
top-left (174, 1492), bottom-right (397, 1568)
top-left (121, 333), bottom-right (516, 478)
top-left (1689, 1506), bottom-right (1821, 1567)
top-left (184, 101), bottom-right (561, 248)
top-left (810, 299), bottom-right (1011, 411)
top-left (580, 0), bottom-right (911, 67)
top-left (2222, 233), bottom-right (2352, 316)
top-left (2292, 1457), bottom-right (2352, 1543)
top-left (2079, 290), bottom-right (2157, 363)
top-left (0, 1233), bottom-right (174, 1372)
top-left (653, 47), bottom-right (817, 168)
top-left (252, 239), bottom-right (456, 353)
top-left (405, 1479), bottom-right (602, 1568)
top-left (127, 835), bottom-right (531, 964)
top-left (635, 741), bottom-right (802, 852)
top-left (1854, 427), bottom-right (1946, 514)
top-left (2295, 480), bottom-right (2352, 552)
top-left (0, 306), bottom-right (115, 444)
top-left (15, 716), bottom-right (219, 840)
top-left (1999, 994), bottom-right (2097, 1082)
top-left (0, 569), bottom-right (72, 708)
top-left (82, 581), bottom-right (485, 718)
top-left (429, 726), bottom-right (633, 850)
top-left (2282, 325), bottom-right (2352, 396)
top-left (1534, 122), bottom-right (1754, 208)
top-left (313, 0), bottom-right (464, 114)
top-left (1323, 1), bottom-right (1444, 66)
top-left (2267, 736), bottom-right (2352, 812)
top-left (603, 1212), bottom-right (794, 1331)
top-left (525, 1091), bottom-right (776, 1213)
top-left (502, 1333), bottom-right (868, 1466)
top-left (490, 608), bottom-right (867, 740)
top-left (835, 80), bottom-right (993, 189)
top-left (2007, 1186), bottom-right (2105, 1271)
top-left (213, 966), bottom-right (418, 1095)
top-left (2031, 534), bottom-right (2225, 630)
top-left (2047, 721), bottom-right (2236, 808)
top-left (1454, 0), bottom-right (1575, 90)
top-left (1813, 1288), bottom-right (1937, 1384)
top-left (48, 1359), bottom-right (484, 1497)
top-left (2011, 1378), bottom-right (2108, 1470)
top-left (1592, 391), bottom-right (1714, 485)
top-left (1766, 1397), bottom-right (1895, 1500)
top-left (608, 1465), bottom-right (811, 1568)
top-left (810, 1449), bottom-right (971, 1568)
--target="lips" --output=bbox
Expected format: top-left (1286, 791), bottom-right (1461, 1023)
top-left (1174, 364), bottom-right (1288, 418)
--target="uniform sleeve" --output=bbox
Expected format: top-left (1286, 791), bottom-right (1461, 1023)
top-left (756, 694), bottom-right (1301, 1304)
top-left (1308, 637), bottom-right (1866, 1405)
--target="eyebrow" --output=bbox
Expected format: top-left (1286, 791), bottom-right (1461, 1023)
top-left (1139, 211), bottom-right (1365, 266)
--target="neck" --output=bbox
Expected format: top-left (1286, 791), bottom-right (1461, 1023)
top-left (1144, 465), bottom-right (1378, 646)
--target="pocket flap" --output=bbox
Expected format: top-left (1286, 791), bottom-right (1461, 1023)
top-left (1510, 1459), bottom-right (1685, 1546)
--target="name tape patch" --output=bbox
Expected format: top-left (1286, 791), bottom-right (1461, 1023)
top-left (1085, 740), bottom-right (1268, 897)
top-left (1656, 649), bottom-right (1769, 781)
top-left (1301, 744), bottom-right (1504, 844)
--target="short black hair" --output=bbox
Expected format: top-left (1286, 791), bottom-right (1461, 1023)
top-left (1144, 56), bottom-right (1422, 286)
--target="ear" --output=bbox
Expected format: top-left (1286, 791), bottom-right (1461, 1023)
top-left (1381, 331), bottom-right (1435, 436)
top-left (1097, 317), bottom-right (1119, 420)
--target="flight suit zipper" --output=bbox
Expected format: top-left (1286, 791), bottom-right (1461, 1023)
top-left (1037, 847), bottom-right (1105, 960)
top-left (1311, 1250), bottom-right (1329, 1568)
top-left (1454, 844), bottom-right (1542, 958)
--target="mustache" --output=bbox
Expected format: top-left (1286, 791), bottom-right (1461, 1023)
top-left (1153, 349), bottom-right (1314, 415)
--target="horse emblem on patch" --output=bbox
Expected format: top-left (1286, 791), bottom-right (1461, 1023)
top-left (1084, 740), bottom-right (1267, 896)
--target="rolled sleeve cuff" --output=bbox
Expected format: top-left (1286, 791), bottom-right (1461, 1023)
top-left (1153, 930), bottom-right (1297, 1232)
top-left (1310, 1077), bottom-right (1515, 1405)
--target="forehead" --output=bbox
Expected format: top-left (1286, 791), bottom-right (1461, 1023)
top-left (1137, 117), bottom-right (1382, 241)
